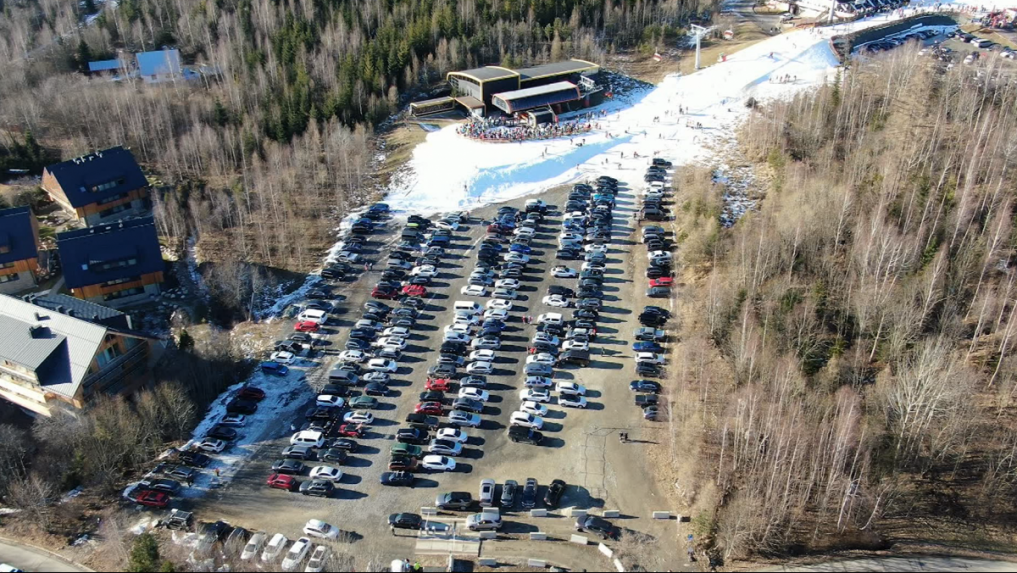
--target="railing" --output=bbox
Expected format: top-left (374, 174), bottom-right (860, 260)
top-left (82, 341), bottom-right (149, 396)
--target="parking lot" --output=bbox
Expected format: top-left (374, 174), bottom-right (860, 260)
top-left (172, 167), bottom-right (685, 569)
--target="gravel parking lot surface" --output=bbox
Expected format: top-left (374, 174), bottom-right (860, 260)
top-left (186, 174), bottom-right (687, 570)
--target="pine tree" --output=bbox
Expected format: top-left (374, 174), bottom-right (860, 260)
top-left (129, 533), bottom-right (160, 572)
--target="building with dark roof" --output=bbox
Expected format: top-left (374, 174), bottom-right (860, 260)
top-left (439, 59), bottom-right (601, 117)
top-left (0, 207), bottom-right (42, 295)
top-left (0, 294), bottom-right (155, 416)
top-left (492, 81), bottom-right (583, 115)
top-left (56, 217), bottom-right (165, 307)
top-left (42, 146), bottom-right (152, 227)
top-left (24, 293), bottom-right (133, 331)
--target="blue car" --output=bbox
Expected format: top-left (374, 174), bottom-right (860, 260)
top-left (510, 244), bottom-right (532, 254)
top-left (632, 341), bottom-right (664, 353)
top-left (260, 361), bottom-right (290, 376)
top-left (482, 320), bottom-right (507, 332)
top-left (369, 202), bottom-right (390, 212)
top-left (428, 235), bottom-right (451, 246)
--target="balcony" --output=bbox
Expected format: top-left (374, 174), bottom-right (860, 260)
top-left (82, 341), bottom-right (150, 396)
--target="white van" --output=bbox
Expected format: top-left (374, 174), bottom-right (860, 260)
top-left (290, 430), bottom-right (325, 448)
top-left (454, 301), bottom-right (483, 315)
top-left (298, 309), bottom-right (328, 325)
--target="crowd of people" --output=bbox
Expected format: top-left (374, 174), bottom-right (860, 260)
top-left (457, 115), bottom-right (595, 142)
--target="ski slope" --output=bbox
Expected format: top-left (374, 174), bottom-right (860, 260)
top-left (383, 8), bottom-right (955, 215)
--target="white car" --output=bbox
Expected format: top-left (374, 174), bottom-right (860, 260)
top-left (581, 261), bottom-right (606, 271)
top-left (471, 337), bottom-right (501, 350)
top-left (636, 352), bottom-right (666, 365)
top-left (315, 394), bottom-right (346, 409)
top-left (270, 351), bottom-right (296, 364)
top-left (495, 278), bottom-right (520, 290)
top-left (486, 298), bottom-right (513, 311)
top-left (510, 411), bottom-right (544, 429)
top-left (447, 410), bottom-right (482, 427)
top-left (443, 331), bottom-right (472, 344)
top-left (454, 311), bottom-right (482, 325)
top-left (584, 243), bottom-right (609, 254)
top-left (241, 532), bottom-right (267, 560)
top-left (556, 381), bottom-right (587, 395)
top-left (298, 309), bottom-right (328, 325)
top-left (197, 438), bottom-right (227, 453)
top-left (459, 387), bottom-right (490, 402)
top-left (492, 288), bottom-right (518, 300)
top-left (647, 250), bottom-right (672, 261)
top-left (532, 333), bottom-right (560, 346)
top-left (562, 340), bottom-right (589, 352)
top-left (542, 295), bottom-right (571, 308)
top-left (520, 388), bottom-right (552, 403)
top-left (513, 227), bottom-right (535, 237)
top-left (373, 336), bottom-right (407, 350)
top-left (354, 319), bottom-right (384, 331)
top-left (338, 350), bottom-right (367, 363)
top-left (558, 394), bottom-right (588, 408)
top-left (538, 313), bottom-right (564, 326)
top-left (436, 428), bottom-right (468, 443)
top-left (436, 220), bottom-right (460, 231)
top-left (503, 253), bottom-right (530, 264)
top-left (483, 308), bottom-right (510, 321)
top-left (526, 353), bottom-right (556, 366)
top-left (421, 455), bottom-right (457, 472)
top-left (461, 284), bottom-right (489, 297)
top-left (468, 349), bottom-right (496, 362)
top-left (520, 401), bottom-right (549, 416)
top-left (301, 521), bottom-right (341, 541)
top-left (559, 232), bottom-right (583, 243)
top-left (309, 466), bottom-right (344, 482)
top-left (524, 376), bottom-right (554, 388)
top-left (411, 265), bottom-right (438, 278)
top-left (306, 545), bottom-right (330, 573)
top-left (262, 533), bottom-right (288, 563)
top-left (551, 266), bottom-right (578, 278)
top-left (466, 361), bottom-right (493, 375)
top-left (367, 358), bottom-right (398, 372)
top-left (220, 413), bottom-right (247, 427)
top-left (445, 322), bottom-right (473, 335)
top-left (383, 326), bottom-right (411, 338)
top-left (281, 537), bottom-right (311, 571)
top-left (343, 411), bottom-right (375, 425)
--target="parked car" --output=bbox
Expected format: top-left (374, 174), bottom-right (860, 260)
top-left (575, 515), bottom-right (617, 539)
top-left (435, 492), bottom-right (475, 511)
top-left (521, 478), bottom-right (538, 509)
top-left (544, 479), bottom-right (566, 508)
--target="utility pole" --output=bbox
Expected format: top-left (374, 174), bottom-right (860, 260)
top-left (690, 25), bottom-right (714, 70)
top-left (829, 0), bottom-right (837, 23)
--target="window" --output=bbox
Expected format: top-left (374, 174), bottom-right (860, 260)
top-left (0, 273), bottom-right (20, 284)
top-left (96, 258), bottom-right (138, 272)
top-left (103, 276), bottom-right (139, 287)
top-left (103, 286), bottom-right (144, 301)
top-left (97, 192), bottom-right (127, 206)
top-left (89, 178), bottom-right (126, 193)
top-left (0, 245), bottom-right (9, 255)
top-left (98, 203), bottom-right (131, 219)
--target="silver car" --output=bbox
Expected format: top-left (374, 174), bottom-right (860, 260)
top-left (479, 479), bottom-right (496, 507)
top-left (465, 513), bottom-right (502, 531)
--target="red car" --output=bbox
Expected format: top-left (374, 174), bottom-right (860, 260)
top-left (425, 378), bottom-right (452, 392)
top-left (401, 285), bottom-right (427, 297)
top-left (372, 286), bottom-right (399, 300)
top-left (136, 490), bottom-right (170, 508)
top-left (237, 386), bottom-right (266, 401)
top-left (414, 401), bottom-right (443, 415)
top-left (336, 424), bottom-right (365, 438)
top-left (295, 321), bottom-right (320, 333)
top-left (266, 473), bottom-right (298, 491)
top-left (649, 277), bottom-right (674, 288)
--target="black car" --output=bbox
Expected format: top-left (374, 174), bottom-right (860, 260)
top-left (388, 513), bottom-right (423, 530)
top-left (646, 266), bottom-right (671, 279)
top-left (629, 380), bottom-right (661, 393)
top-left (405, 413), bottom-right (439, 427)
top-left (274, 340), bottom-right (303, 353)
top-left (577, 298), bottom-right (602, 310)
top-left (436, 492), bottom-right (476, 511)
top-left (637, 362), bottom-right (661, 378)
top-left (271, 460), bottom-right (305, 475)
top-left (226, 399), bottom-right (258, 415)
top-left (575, 515), bottom-right (617, 539)
top-left (327, 438), bottom-right (358, 452)
top-left (647, 286), bottom-right (670, 298)
top-left (305, 406), bottom-right (336, 422)
top-left (544, 479), bottom-right (566, 508)
top-left (320, 448), bottom-right (349, 464)
top-left (427, 364), bottom-right (457, 378)
top-left (349, 328), bottom-right (376, 340)
top-left (283, 445), bottom-right (315, 461)
top-left (345, 338), bottom-right (371, 351)
top-left (141, 478), bottom-right (182, 494)
top-left (635, 394), bottom-right (659, 407)
top-left (556, 249), bottom-right (581, 260)
top-left (155, 463), bottom-right (198, 482)
top-left (320, 267), bottom-right (345, 279)
top-left (419, 391), bottom-right (446, 403)
top-left (643, 305), bottom-right (671, 318)
top-left (176, 450), bottom-right (212, 468)
top-left (453, 398), bottom-right (484, 414)
top-left (300, 479), bottom-right (335, 497)
top-left (548, 285), bottom-right (575, 298)
top-left (381, 471), bottom-right (415, 487)
top-left (397, 427), bottom-right (429, 445)
top-left (639, 312), bottom-right (667, 326)
top-left (207, 425), bottom-right (238, 441)
top-left (501, 480), bottom-right (518, 507)
top-left (441, 342), bottom-right (469, 355)
top-left (521, 478), bottom-right (538, 509)
top-left (365, 382), bottom-right (389, 396)
top-left (578, 289), bottom-right (603, 299)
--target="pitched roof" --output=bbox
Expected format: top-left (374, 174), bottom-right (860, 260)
top-left (516, 59), bottom-right (600, 82)
top-left (43, 146), bottom-right (147, 209)
top-left (56, 217), bottom-right (164, 290)
top-left (136, 49), bottom-right (182, 77)
top-left (24, 293), bottom-right (131, 330)
top-left (0, 207), bottom-right (39, 265)
top-left (0, 294), bottom-right (110, 398)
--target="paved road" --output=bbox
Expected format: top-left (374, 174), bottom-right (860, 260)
top-left (764, 555), bottom-right (1017, 572)
top-left (0, 539), bottom-right (89, 572)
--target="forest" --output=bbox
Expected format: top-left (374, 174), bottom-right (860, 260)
top-left (0, 0), bottom-right (705, 320)
top-left (667, 48), bottom-right (1017, 560)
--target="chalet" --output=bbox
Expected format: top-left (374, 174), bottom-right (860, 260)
top-left (56, 217), bottom-right (165, 307)
top-left (42, 146), bottom-right (151, 227)
top-left (24, 293), bottom-right (134, 331)
top-left (0, 294), bottom-right (156, 416)
top-left (0, 206), bottom-right (42, 295)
